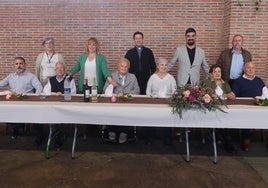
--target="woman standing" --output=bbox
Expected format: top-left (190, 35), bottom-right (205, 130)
top-left (36, 37), bottom-right (64, 86)
top-left (71, 37), bottom-right (116, 94)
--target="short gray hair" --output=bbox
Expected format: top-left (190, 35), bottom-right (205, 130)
top-left (156, 57), bottom-right (168, 64)
top-left (42, 37), bottom-right (55, 46)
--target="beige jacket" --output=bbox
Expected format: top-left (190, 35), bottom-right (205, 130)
top-left (35, 52), bottom-right (64, 86)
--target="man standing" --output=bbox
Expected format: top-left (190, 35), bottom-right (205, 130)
top-left (125, 31), bottom-right (156, 94)
top-left (216, 34), bottom-right (252, 88)
top-left (0, 57), bottom-right (43, 139)
top-left (216, 34), bottom-right (252, 153)
top-left (168, 27), bottom-right (209, 86)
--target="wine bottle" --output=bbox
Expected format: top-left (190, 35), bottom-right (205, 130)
top-left (91, 77), bottom-right (98, 103)
top-left (83, 78), bottom-right (90, 102)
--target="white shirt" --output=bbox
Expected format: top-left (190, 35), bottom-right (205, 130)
top-left (40, 53), bottom-right (61, 79)
top-left (146, 73), bottom-right (177, 98)
top-left (84, 58), bottom-right (97, 86)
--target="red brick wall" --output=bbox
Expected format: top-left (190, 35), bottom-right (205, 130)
top-left (0, 0), bottom-right (267, 84)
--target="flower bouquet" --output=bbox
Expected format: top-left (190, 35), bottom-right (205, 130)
top-left (170, 84), bottom-right (226, 119)
top-left (117, 93), bottom-right (133, 102)
top-left (6, 92), bottom-right (27, 100)
top-left (255, 98), bottom-right (268, 106)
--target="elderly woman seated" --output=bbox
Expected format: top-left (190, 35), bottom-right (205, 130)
top-left (146, 57), bottom-right (177, 145)
top-left (202, 64), bottom-right (235, 100)
top-left (103, 57), bottom-right (140, 143)
top-left (202, 64), bottom-right (236, 153)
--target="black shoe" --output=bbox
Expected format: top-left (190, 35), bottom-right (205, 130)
top-left (224, 141), bottom-right (237, 154)
top-left (11, 128), bottom-right (19, 140)
top-left (34, 135), bottom-right (44, 146)
top-left (54, 136), bottom-right (63, 149)
top-left (145, 138), bottom-right (154, 145)
top-left (163, 137), bottom-right (173, 146)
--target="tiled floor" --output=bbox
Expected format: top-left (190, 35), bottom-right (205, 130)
top-left (239, 142), bottom-right (268, 183)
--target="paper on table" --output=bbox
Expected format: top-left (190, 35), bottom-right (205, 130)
top-left (104, 84), bottom-right (114, 97)
top-left (261, 86), bottom-right (268, 99)
top-left (0, 90), bottom-right (10, 96)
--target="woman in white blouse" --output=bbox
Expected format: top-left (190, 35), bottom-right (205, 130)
top-left (146, 57), bottom-right (177, 97)
top-left (146, 57), bottom-right (177, 145)
top-left (36, 37), bottom-right (64, 86)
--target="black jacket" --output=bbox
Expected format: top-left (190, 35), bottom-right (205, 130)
top-left (125, 46), bottom-right (156, 94)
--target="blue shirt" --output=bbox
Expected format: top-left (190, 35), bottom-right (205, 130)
top-left (0, 70), bottom-right (43, 94)
top-left (230, 50), bottom-right (244, 79)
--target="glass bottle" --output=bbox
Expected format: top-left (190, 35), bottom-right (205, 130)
top-left (64, 76), bottom-right (71, 101)
top-left (91, 77), bottom-right (98, 103)
top-left (83, 78), bottom-right (90, 102)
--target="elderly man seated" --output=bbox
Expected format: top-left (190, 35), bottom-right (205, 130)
top-left (42, 61), bottom-right (76, 148)
top-left (232, 61), bottom-right (265, 151)
top-left (0, 57), bottom-right (43, 139)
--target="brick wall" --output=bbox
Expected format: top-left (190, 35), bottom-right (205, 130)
top-left (0, 0), bottom-right (267, 85)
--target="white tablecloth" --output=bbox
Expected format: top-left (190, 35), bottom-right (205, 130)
top-left (0, 100), bottom-right (267, 129)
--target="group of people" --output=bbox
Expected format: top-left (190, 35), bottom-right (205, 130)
top-left (0, 28), bottom-right (266, 151)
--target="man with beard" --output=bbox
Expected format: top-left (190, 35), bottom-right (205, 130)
top-left (0, 57), bottom-right (43, 139)
top-left (216, 34), bottom-right (252, 88)
top-left (168, 27), bottom-right (209, 86)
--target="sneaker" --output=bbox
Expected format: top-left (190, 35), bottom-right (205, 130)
top-left (11, 128), bottom-right (19, 140)
top-left (118, 132), bottom-right (127, 144)
top-left (108, 131), bottom-right (116, 142)
top-left (224, 141), bottom-right (237, 154)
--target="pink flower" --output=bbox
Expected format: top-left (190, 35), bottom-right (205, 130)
top-left (183, 90), bottom-right (191, 97)
top-left (203, 94), bottom-right (211, 103)
top-left (188, 95), bottom-right (196, 102)
top-left (6, 94), bottom-right (11, 100)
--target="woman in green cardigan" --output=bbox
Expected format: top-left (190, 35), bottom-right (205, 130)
top-left (71, 37), bottom-right (116, 93)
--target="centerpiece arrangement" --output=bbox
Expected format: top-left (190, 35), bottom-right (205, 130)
top-left (255, 98), bottom-right (268, 106)
top-left (117, 93), bottom-right (133, 102)
top-left (170, 85), bottom-right (226, 119)
top-left (6, 92), bottom-right (27, 100)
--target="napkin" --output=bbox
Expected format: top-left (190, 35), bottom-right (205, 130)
top-left (158, 85), bottom-right (167, 98)
top-left (43, 84), bottom-right (51, 96)
top-left (0, 90), bottom-right (10, 96)
top-left (104, 84), bottom-right (114, 97)
top-left (215, 86), bottom-right (224, 99)
top-left (261, 86), bottom-right (268, 99)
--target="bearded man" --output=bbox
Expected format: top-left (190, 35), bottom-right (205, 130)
top-left (167, 28), bottom-right (210, 86)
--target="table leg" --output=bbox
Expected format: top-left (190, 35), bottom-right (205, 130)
top-left (212, 128), bottom-right (217, 164)
top-left (45, 124), bottom-right (53, 159)
top-left (185, 128), bottom-right (190, 162)
top-left (72, 124), bottom-right (78, 159)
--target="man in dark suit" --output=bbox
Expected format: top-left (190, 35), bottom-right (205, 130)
top-left (125, 31), bottom-right (156, 95)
